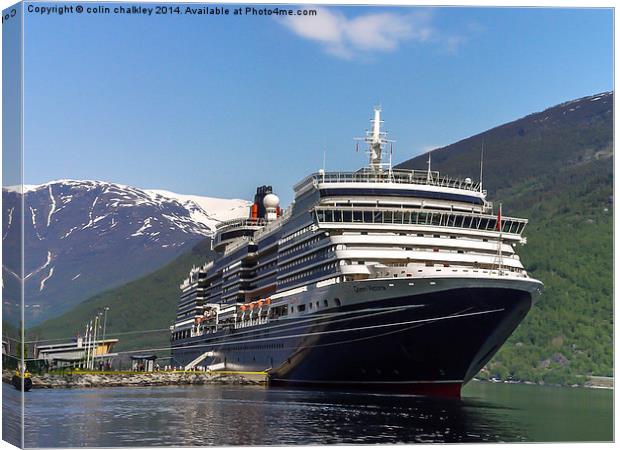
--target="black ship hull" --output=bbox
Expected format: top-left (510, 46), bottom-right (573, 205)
top-left (171, 286), bottom-right (532, 398)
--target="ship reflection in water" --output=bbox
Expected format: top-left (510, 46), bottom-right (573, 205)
top-left (3, 382), bottom-right (612, 446)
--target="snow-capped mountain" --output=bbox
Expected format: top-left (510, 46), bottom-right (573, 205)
top-left (2, 180), bottom-right (250, 325)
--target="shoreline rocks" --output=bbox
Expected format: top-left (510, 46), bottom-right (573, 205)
top-left (2, 370), bottom-right (265, 389)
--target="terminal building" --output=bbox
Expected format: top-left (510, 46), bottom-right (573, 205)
top-left (34, 338), bottom-right (119, 369)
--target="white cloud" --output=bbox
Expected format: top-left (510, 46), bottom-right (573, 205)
top-left (279, 8), bottom-right (436, 60)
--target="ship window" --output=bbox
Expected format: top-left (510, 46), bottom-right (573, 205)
top-left (298, 304), bottom-right (306, 312)
top-left (433, 234), bottom-right (440, 238)
top-left (324, 300), bottom-right (328, 307)
top-left (335, 298), bottom-right (342, 307)
top-left (417, 233), bottom-right (424, 237)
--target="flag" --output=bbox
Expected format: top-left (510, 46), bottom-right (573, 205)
top-left (355, 142), bottom-right (359, 152)
top-left (496, 203), bottom-right (502, 231)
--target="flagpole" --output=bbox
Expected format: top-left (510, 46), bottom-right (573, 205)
top-left (83, 323), bottom-right (88, 369)
top-left (497, 202), bottom-right (503, 275)
top-left (85, 320), bottom-right (92, 370)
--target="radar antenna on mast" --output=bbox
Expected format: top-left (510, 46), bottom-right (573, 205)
top-left (354, 106), bottom-right (394, 172)
top-left (426, 152), bottom-right (433, 183)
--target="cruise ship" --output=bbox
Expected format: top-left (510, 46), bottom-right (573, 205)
top-left (170, 108), bottom-right (542, 397)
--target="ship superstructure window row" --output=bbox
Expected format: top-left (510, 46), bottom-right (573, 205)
top-left (279, 262), bottom-right (339, 287)
top-left (280, 234), bottom-right (324, 257)
top-left (314, 208), bottom-right (527, 235)
top-left (279, 224), bottom-right (316, 246)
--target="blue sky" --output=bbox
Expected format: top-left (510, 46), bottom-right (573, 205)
top-left (22, 4), bottom-right (613, 205)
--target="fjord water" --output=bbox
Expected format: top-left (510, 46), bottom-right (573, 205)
top-left (3, 382), bottom-right (612, 446)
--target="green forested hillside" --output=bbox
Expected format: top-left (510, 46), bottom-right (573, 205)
top-left (397, 92), bottom-right (613, 384)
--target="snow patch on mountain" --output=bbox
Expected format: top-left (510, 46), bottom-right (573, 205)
top-left (145, 189), bottom-right (251, 233)
top-left (13, 180), bottom-right (252, 236)
top-left (39, 267), bottom-right (55, 291)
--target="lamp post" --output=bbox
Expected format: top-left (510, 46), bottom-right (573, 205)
top-left (85, 320), bottom-right (92, 370)
top-left (102, 307), bottom-right (110, 342)
top-left (92, 313), bottom-right (101, 370)
top-left (83, 322), bottom-right (89, 369)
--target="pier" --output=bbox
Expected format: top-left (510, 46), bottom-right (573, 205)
top-left (2, 369), bottom-right (267, 389)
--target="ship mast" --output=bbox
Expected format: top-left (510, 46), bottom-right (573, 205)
top-left (355, 106), bottom-right (393, 172)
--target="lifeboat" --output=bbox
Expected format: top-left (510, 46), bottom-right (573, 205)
top-left (12, 365), bottom-right (32, 392)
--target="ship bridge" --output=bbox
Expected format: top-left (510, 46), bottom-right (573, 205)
top-left (294, 168), bottom-right (489, 211)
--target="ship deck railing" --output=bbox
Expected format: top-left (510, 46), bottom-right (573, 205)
top-left (294, 169), bottom-right (483, 193)
top-left (254, 207), bottom-right (293, 240)
top-left (221, 208), bottom-right (294, 255)
top-left (235, 317), bottom-right (269, 329)
top-left (314, 206), bottom-right (528, 235)
top-left (216, 217), bottom-right (267, 231)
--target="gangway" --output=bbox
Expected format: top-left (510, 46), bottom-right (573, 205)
top-left (184, 351), bottom-right (214, 370)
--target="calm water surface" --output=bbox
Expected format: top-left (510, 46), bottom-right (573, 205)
top-left (3, 381), bottom-right (612, 447)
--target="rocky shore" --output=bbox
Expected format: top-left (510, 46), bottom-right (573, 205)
top-left (2, 370), bottom-right (266, 389)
